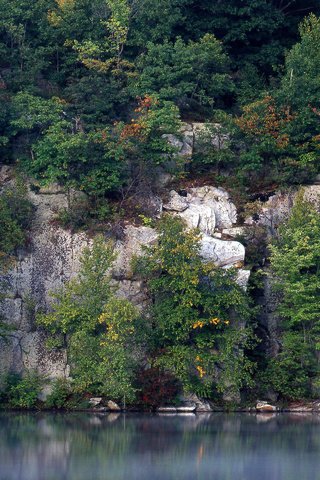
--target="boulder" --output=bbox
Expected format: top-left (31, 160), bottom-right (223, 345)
top-left (256, 401), bottom-right (277, 412)
top-left (89, 397), bottom-right (103, 407)
top-left (107, 400), bottom-right (121, 411)
top-left (163, 190), bottom-right (189, 212)
top-left (200, 234), bottom-right (245, 267)
top-left (181, 393), bottom-right (213, 412)
top-left (164, 123), bottom-right (194, 157)
top-left (234, 269), bottom-right (251, 290)
top-left (188, 186), bottom-right (237, 229)
top-left (178, 204), bottom-right (216, 235)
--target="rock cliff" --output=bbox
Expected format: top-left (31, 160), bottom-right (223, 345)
top-left (0, 168), bottom-right (249, 383)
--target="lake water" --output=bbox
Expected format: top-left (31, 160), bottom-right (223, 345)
top-left (0, 412), bottom-right (320, 480)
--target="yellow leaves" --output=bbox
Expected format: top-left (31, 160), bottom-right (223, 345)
top-left (192, 317), bottom-right (229, 329)
top-left (98, 297), bottom-right (137, 344)
top-left (48, 0), bottom-right (75, 26)
top-left (195, 355), bottom-right (206, 378)
top-left (210, 317), bottom-right (220, 325)
top-left (56, 0), bottom-right (75, 9)
top-left (193, 320), bottom-right (205, 329)
top-left (47, 11), bottom-right (61, 26)
top-left (196, 365), bottom-right (206, 378)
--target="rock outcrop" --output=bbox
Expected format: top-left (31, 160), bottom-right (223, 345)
top-left (0, 169), bottom-right (249, 385)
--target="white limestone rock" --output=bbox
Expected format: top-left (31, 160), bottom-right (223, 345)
top-left (112, 225), bottom-right (158, 279)
top-left (157, 406), bottom-right (177, 413)
top-left (89, 397), bottom-right (103, 407)
top-left (163, 190), bottom-right (189, 212)
top-left (200, 234), bottom-right (245, 267)
top-left (235, 269), bottom-right (251, 290)
top-left (222, 227), bottom-right (247, 238)
top-left (188, 186), bottom-right (237, 229)
top-left (178, 203), bottom-right (216, 235)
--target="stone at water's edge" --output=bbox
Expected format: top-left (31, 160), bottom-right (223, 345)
top-left (181, 393), bottom-right (213, 412)
top-left (107, 400), bottom-right (121, 411)
top-left (256, 401), bottom-right (277, 412)
top-left (89, 397), bottom-right (103, 407)
top-left (157, 406), bottom-right (177, 413)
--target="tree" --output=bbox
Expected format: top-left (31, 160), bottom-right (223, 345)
top-left (134, 34), bottom-right (233, 113)
top-left (72, 0), bottom-right (133, 75)
top-left (38, 236), bottom-right (139, 401)
top-left (268, 192), bottom-right (320, 398)
top-left (134, 216), bottom-right (254, 398)
top-left (280, 13), bottom-right (320, 109)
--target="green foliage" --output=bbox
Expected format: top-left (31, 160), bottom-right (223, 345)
top-left (134, 34), bottom-right (233, 113)
top-left (45, 378), bottom-right (72, 409)
top-left (264, 332), bottom-right (316, 400)
top-left (1, 0), bottom-right (319, 196)
top-left (234, 15), bottom-right (320, 187)
top-left (38, 236), bottom-right (139, 402)
top-left (280, 14), bottom-right (320, 109)
top-left (2, 371), bottom-right (44, 409)
top-left (267, 192), bottom-right (320, 399)
top-left (135, 215), bottom-right (255, 397)
top-left (0, 181), bottom-right (34, 269)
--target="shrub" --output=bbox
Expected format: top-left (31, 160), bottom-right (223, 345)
top-left (6, 371), bottom-right (44, 409)
top-left (136, 368), bottom-right (181, 408)
top-left (45, 378), bottom-right (72, 409)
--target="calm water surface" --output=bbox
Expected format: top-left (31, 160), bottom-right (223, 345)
top-left (1, 412), bottom-right (320, 480)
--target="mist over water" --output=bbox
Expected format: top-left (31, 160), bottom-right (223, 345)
top-left (0, 412), bottom-right (320, 480)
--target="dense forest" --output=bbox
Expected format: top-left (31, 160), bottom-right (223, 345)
top-left (1, 0), bottom-right (320, 410)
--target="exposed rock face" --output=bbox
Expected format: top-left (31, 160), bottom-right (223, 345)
top-left (187, 187), bottom-right (237, 229)
top-left (244, 185), bottom-right (320, 359)
top-left (179, 204), bottom-right (216, 235)
top-left (164, 188), bottom-right (249, 283)
top-left (200, 234), bottom-right (245, 267)
top-left (0, 167), bottom-right (248, 386)
top-left (244, 186), bottom-right (320, 236)
top-left (163, 190), bottom-right (189, 212)
top-left (0, 187), bottom-right (87, 380)
top-left (165, 122), bottom-right (229, 158)
top-left (112, 225), bottom-right (158, 279)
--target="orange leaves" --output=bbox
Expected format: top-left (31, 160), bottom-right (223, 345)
top-left (119, 96), bottom-right (156, 141)
top-left (120, 122), bottom-right (144, 141)
top-left (135, 95), bottom-right (156, 113)
top-left (236, 95), bottom-right (293, 148)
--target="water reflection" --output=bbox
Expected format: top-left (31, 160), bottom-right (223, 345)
top-left (0, 412), bottom-right (320, 480)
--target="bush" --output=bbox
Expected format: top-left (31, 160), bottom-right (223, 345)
top-left (0, 182), bottom-right (34, 264)
top-left (136, 368), bottom-right (181, 408)
top-left (5, 371), bottom-right (44, 409)
top-left (45, 378), bottom-right (72, 409)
